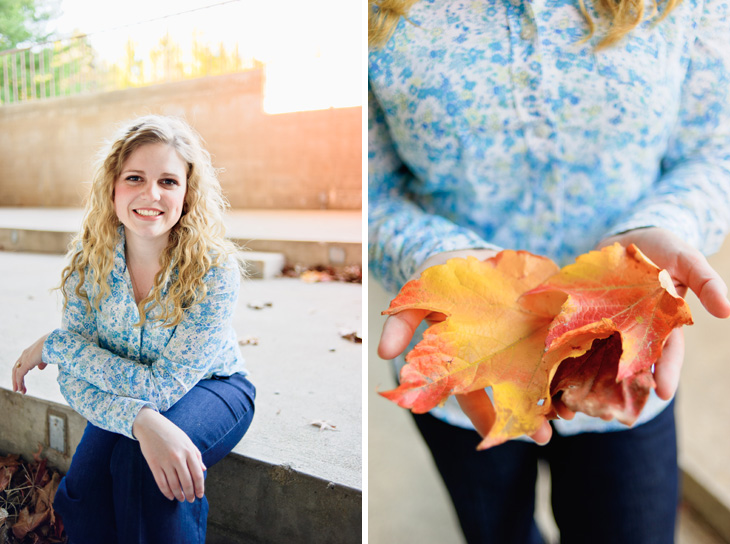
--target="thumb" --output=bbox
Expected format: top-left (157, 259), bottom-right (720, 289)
top-left (378, 309), bottom-right (430, 360)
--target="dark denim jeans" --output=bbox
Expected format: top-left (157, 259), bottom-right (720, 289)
top-left (53, 373), bottom-right (255, 544)
top-left (414, 400), bottom-right (678, 544)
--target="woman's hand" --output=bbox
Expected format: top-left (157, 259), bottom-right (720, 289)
top-left (132, 407), bottom-right (207, 502)
top-left (598, 227), bottom-right (730, 400)
top-left (12, 333), bottom-right (51, 394)
top-left (377, 248), bottom-right (557, 445)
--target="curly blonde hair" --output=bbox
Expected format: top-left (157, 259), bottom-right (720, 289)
top-left (60, 114), bottom-right (243, 327)
top-left (368, 0), bottom-right (681, 50)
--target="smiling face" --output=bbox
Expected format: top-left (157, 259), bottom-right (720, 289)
top-left (113, 142), bottom-right (188, 248)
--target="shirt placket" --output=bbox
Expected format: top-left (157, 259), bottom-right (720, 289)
top-left (506, 0), bottom-right (564, 256)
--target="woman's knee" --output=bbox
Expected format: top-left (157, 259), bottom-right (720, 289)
top-left (159, 375), bottom-right (256, 459)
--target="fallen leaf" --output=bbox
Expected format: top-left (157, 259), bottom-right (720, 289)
top-left (309, 420), bottom-right (339, 432)
top-left (247, 301), bottom-right (272, 310)
top-left (11, 507), bottom-right (49, 540)
top-left (31, 444), bottom-right (44, 463)
top-left (0, 456), bottom-right (21, 494)
top-left (301, 270), bottom-right (334, 283)
top-left (338, 329), bottom-right (362, 343)
top-left (238, 335), bottom-right (260, 346)
top-left (0, 467), bottom-right (16, 494)
top-left (35, 472), bottom-right (61, 526)
top-left (380, 251), bottom-right (561, 448)
top-left (0, 455), bottom-right (21, 469)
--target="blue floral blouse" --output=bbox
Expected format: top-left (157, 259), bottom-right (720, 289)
top-left (368, 0), bottom-right (730, 433)
top-left (42, 228), bottom-right (247, 439)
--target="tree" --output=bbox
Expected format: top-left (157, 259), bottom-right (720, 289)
top-left (0, 0), bottom-right (56, 51)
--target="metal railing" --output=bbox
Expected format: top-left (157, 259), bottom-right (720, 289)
top-left (1, 39), bottom-right (95, 104)
top-left (0, 0), bottom-right (257, 107)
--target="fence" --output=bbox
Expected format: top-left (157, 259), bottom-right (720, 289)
top-left (0, 0), bottom-right (263, 107)
top-left (1, 35), bottom-right (258, 106)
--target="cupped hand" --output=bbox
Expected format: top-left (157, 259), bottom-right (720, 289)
top-left (12, 333), bottom-right (51, 394)
top-left (598, 227), bottom-right (730, 400)
top-left (377, 249), bottom-right (499, 360)
top-left (132, 408), bottom-right (207, 502)
top-left (377, 248), bottom-right (558, 445)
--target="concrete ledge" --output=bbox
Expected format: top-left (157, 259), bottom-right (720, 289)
top-left (681, 466), bottom-right (730, 542)
top-left (241, 251), bottom-right (285, 279)
top-left (0, 208), bottom-right (363, 267)
top-left (0, 389), bottom-right (362, 543)
top-left (0, 230), bottom-right (287, 279)
top-left (0, 228), bottom-right (73, 255)
top-left (206, 456), bottom-right (361, 544)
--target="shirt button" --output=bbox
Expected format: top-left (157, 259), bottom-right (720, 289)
top-left (520, 25), bottom-right (535, 40)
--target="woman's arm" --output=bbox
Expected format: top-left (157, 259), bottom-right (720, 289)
top-left (43, 260), bottom-right (241, 412)
top-left (59, 370), bottom-right (205, 502)
top-left (604, 0), bottom-right (730, 255)
top-left (57, 366), bottom-right (155, 438)
top-left (368, 83), bottom-right (499, 293)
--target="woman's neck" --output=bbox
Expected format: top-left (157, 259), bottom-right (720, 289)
top-left (124, 230), bottom-right (168, 269)
top-left (124, 231), bottom-right (168, 303)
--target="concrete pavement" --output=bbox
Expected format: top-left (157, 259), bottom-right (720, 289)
top-left (0, 206), bottom-right (363, 542)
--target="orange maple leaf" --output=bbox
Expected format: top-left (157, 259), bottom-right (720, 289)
top-left (522, 243), bottom-right (693, 424)
top-left (380, 244), bottom-right (693, 448)
top-left (380, 251), bottom-right (561, 447)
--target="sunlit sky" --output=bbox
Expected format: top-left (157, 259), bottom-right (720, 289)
top-left (48, 0), bottom-right (363, 113)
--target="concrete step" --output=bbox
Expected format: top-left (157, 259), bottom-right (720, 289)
top-left (243, 251), bottom-right (285, 279)
top-left (0, 207), bottom-right (362, 268)
top-left (0, 251), bottom-right (362, 543)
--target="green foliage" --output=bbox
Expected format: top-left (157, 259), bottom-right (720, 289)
top-left (0, 0), bottom-right (55, 50)
top-left (1, 36), bottom-right (95, 104)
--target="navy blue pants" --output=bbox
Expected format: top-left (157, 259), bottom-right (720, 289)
top-left (414, 400), bottom-right (679, 544)
top-left (53, 373), bottom-right (255, 544)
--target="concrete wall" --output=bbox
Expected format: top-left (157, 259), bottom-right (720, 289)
top-left (0, 389), bottom-right (362, 544)
top-left (0, 71), bottom-right (361, 210)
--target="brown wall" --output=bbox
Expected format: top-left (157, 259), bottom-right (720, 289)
top-left (0, 71), bottom-right (361, 209)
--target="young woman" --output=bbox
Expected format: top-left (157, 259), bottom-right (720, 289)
top-left (12, 115), bottom-right (255, 544)
top-left (369, 0), bottom-right (730, 542)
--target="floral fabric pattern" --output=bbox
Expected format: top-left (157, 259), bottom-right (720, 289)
top-left (368, 0), bottom-right (730, 433)
top-left (43, 228), bottom-right (247, 439)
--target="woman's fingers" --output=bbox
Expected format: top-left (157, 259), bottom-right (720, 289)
top-left (377, 309), bottom-right (430, 360)
top-left (176, 462), bottom-right (196, 503)
top-left (150, 465), bottom-right (175, 501)
top-left (529, 420), bottom-right (553, 446)
top-left (553, 398), bottom-right (576, 421)
top-left (654, 328), bottom-right (685, 400)
top-left (676, 249), bottom-right (730, 318)
top-left (189, 456), bottom-right (206, 500)
top-left (456, 389), bottom-right (553, 445)
top-left (456, 390), bottom-right (496, 438)
top-left (12, 362), bottom-right (27, 394)
top-left (11, 333), bottom-right (51, 395)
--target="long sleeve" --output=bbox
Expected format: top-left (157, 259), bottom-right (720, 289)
top-left (368, 84), bottom-right (499, 293)
top-left (605, 0), bottom-right (730, 253)
top-left (43, 261), bottom-right (240, 413)
top-left (57, 369), bottom-right (154, 439)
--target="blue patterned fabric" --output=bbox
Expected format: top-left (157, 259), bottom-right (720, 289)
top-left (43, 227), bottom-right (247, 439)
top-left (368, 0), bottom-right (730, 434)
